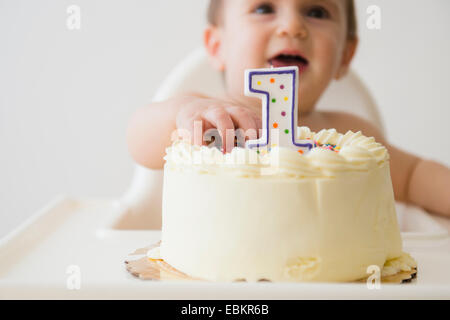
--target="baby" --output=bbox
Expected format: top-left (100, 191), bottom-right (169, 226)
top-left (127, 0), bottom-right (450, 217)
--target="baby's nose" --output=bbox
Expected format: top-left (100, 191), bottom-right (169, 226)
top-left (276, 14), bottom-right (308, 39)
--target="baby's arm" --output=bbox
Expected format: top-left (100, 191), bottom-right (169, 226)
top-left (389, 146), bottom-right (450, 217)
top-left (327, 112), bottom-right (450, 217)
top-left (407, 156), bottom-right (450, 217)
top-left (127, 93), bottom-right (261, 169)
top-left (126, 94), bottom-right (198, 169)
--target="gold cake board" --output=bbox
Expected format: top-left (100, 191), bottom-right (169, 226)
top-left (124, 242), bottom-right (417, 284)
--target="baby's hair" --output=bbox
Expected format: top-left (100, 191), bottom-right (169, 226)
top-left (207, 0), bottom-right (357, 40)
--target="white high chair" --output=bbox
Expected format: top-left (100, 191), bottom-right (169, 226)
top-left (118, 47), bottom-right (386, 230)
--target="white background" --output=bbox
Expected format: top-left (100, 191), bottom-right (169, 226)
top-left (1, 0), bottom-right (449, 238)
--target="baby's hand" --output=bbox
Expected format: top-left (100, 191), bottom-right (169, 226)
top-left (175, 97), bottom-right (261, 153)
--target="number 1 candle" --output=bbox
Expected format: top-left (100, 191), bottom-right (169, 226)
top-left (244, 66), bottom-right (314, 153)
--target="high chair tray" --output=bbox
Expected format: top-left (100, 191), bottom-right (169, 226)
top-left (0, 196), bottom-right (449, 299)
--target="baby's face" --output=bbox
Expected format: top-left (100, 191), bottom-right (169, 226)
top-left (206, 0), bottom-right (356, 114)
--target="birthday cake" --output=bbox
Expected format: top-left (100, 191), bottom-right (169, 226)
top-left (146, 66), bottom-right (416, 282)
top-left (154, 127), bottom-right (416, 282)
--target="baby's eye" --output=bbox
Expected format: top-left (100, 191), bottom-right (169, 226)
top-left (253, 3), bottom-right (275, 15)
top-left (306, 6), bottom-right (330, 19)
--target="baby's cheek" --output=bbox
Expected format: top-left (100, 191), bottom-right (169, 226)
top-left (315, 31), bottom-right (346, 76)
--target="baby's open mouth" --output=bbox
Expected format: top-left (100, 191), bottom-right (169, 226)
top-left (269, 54), bottom-right (309, 72)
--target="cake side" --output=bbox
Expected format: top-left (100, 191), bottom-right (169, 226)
top-left (160, 127), bottom-right (412, 282)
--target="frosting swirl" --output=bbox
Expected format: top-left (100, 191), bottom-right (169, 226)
top-left (164, 127), bottom-right (389, 178)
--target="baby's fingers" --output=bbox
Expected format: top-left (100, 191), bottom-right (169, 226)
top-left (225, 106), bottom-right (259, 141)
top-left (255, 114), bottom-right (262, 137)
top-left (203, 108), bottom-right (235, 153)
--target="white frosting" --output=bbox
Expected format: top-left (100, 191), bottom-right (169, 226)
top-left (160, 127), bottom-right (412, 282)
top-left (164, 127), bottom-right (388, 178)
top-left (381, 252), bottom-right (417, 277)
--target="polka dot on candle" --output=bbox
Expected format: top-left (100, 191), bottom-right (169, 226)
top-left (280, 85), bottom-right (285, 89)
top-left (284, 96), bottom-right (288, 101)
top-left (281, 111), bottom-right (286, 116)
top-left (284, 129), bottom-right (289, 134)
top-left (273, 122), bottom-right (278, 128)
top-left (270, 78), bottom-right (275, 83)
top-left (257, 81), bottom-right (261, 85)
top-left (272, 98), bottom-right (276, 103)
